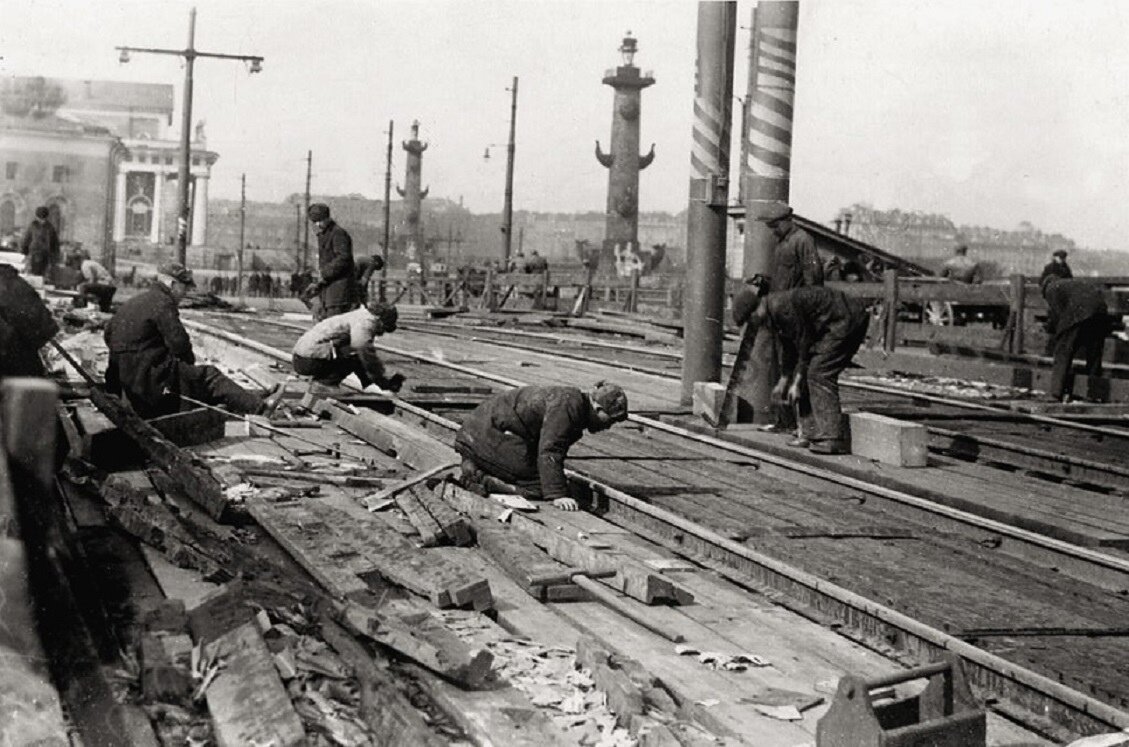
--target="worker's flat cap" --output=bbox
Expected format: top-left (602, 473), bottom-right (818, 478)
top-left (307, 203), bottom-right (330, 221)
top-left (1052, 249), bottom-right (1068, 258)
top-left (756, 202), bottom-right (793, 223)
top-left (157, 261), bottom-right (195, 286)
top-left (35, 206), bottom-right (49, 219)
top-left (592, 381), bottom-right (629, 421)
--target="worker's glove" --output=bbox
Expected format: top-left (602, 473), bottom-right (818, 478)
top-left (552, 497), bottom-right (579, 511)
top-left (301, 281), bottom-right (323, 301)
top-left (379, 373), bottom-right (405, 393)
top-left (771, 376), bottom-right (790, 404)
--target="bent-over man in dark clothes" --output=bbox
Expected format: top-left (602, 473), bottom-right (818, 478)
top-left (291, 296), bottom-right (404, 392)
top-left (734, 279), bottom-right (870, 454)
top-left (0, 265), bottom-right (58, 378)
top-left (454, 382), bottom-right (629, 511)
top-left (105, 262), bottom-right (277, 418)
top-left (1041, 275), bottom-right (1109, 402)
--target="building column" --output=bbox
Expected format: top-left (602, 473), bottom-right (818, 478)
top-left (149, 170), bottom-right (163, 244)
top-left (112, 170), bottom-right (127, 241)
top-left (191, 174), bottom-right (208, 246)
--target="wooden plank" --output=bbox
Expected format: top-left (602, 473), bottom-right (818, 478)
top-left (203, 621), bottom-right (306, 747)
top-left (416, 484), bottom-right (475, 546)
top-left (476, 524), bottom-right (579, 599)
top-left (439, 482), bottom-right (693, 605)
top-left (848, 413), bottom-right (928, 467)
top-left (318, 616), bottom-right (446, 746)
top-left (394, 486), bottom-right (446, 546)
top-left (362, 462), bottom-right (459, 512)
top-left (315, 400), bottom-right (460, 470)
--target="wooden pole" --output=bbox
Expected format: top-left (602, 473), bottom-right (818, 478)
top-left (1009, 273), bottom-right (1026, 355)
top-left (883, 269), bottom-right (899, 353)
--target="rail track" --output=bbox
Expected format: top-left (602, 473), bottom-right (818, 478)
top-left (186, 310), bottom-right (1129, 742)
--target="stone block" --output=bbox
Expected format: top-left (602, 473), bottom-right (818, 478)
top-left (848, 412), bottom-right (928, 467)
top-left (692, 382), bottom-right (733, 426)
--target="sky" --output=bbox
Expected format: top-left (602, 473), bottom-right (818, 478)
top-left (4, 0), bottom-right (1129, 251)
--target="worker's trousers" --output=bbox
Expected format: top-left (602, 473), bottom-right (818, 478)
top-left (1050, 317), bottom-right (1106, 399)
top-left (800, 314), bottom-right (870, 444)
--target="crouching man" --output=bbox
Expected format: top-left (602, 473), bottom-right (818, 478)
top-left (734, 278), bottom-right (870, 454)
top-left (105, 262), bottom-right (275, 418)
top-left (454, 382), bottom-right (629, 510)
top-left (291, 297), bottom-right (404, 392)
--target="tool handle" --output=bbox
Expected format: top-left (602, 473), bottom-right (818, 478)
top-left (864, 660), bottom-right (951, 690)
top-left (49, 338), bottom-right (101, 386)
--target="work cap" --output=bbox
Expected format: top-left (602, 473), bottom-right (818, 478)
top-left (1052, 249), bottom-right (1068, 258)
top-left (35, 206), bottom-right (49, 219)
top-left (307, 203), bottom-right (331, 222)
top-left (756, 202), bottom-right (793, 224)
top-left (157, 261), bottom-right (195, 286)
top-left (591, 381), bottom-right (629, 422)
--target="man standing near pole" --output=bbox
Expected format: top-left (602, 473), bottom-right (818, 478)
top-left (303, 203), bottom-right (356, 321)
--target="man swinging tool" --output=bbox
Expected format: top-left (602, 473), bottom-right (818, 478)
top-left (733, 278), bottom-right (870, 454)
top-left (454, 382), bottom-right (629, 511)
top-left (290, 293), bottom-right (405, 393)
top-left (104, 262), bottom-right (279, 418)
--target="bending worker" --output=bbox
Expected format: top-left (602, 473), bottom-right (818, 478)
top-left (105, 262), bottom-right (275, 418)
top-left (733, 278), bottom-right (870, 455)
top-left (291, 296), bottom-right (404, 392)
top-left (1040, 275), bottom-right (1109, 403)
top-left (454, 382), bottom-right (629, 511)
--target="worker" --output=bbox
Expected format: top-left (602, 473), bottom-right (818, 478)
top-left (291, 296), bottom-right (404, 392)
top-left (1041, 276), bottom-right (1109, 402)
top-left (104, 262), bottom-right (277, 418)
top-left (940, 244), bottom-right (983, 284)
top-left (302, 203), bottom-right (356, 321)
top-left (1040, 249), bottom-right (1073, 284)
top-left (733, 277), bottom-right (870, 454)
top-left (454, 382), bottom-right (629, 511)
top-left (753, 202), bottom-right (824, 437)
top-left (21, 206), bottom-right (60, 278)
top-left (74, 249), bottom-right (117, 312)
top-left (353, 255), bottom-right (385, 306)
top-left (0, 264), bottom-right (59, 378)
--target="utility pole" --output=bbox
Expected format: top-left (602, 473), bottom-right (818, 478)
top-left (293, 202), bottom-right (301, 272)
top-left (303, 149), bottom-right (312, 271)
top-left (238, 173), bottom-right (246, 300)
top-left (117, 7), bottom-right (263, 266)
top-left (382, 120), bottom-right (393, 299)
top-left (501, 76), bottom-right (518, 265)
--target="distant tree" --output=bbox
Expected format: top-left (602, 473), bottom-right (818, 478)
top-left (0, 77), bottom-right (67, 118)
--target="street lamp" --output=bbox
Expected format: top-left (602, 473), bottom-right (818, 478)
top-left (117, 7), bottom-right (264, 265)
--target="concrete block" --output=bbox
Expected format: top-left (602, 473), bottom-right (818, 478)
top-left (848, 412), bottom-right (928, 467)
top-left (692, 382), bottom-right (733, 426)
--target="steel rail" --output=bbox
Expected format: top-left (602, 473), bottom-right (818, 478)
top-left (183, 314), bottom-right (1129, 738)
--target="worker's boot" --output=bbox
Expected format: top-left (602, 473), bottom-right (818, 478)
top-left (808, 439), bottom-right (848, 455)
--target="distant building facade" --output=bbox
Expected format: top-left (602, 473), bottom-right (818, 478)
top-left (0, 76), bottom-right (217, 270)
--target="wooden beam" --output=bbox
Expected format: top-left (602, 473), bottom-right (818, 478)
top-left (203, 621), bottom-right (306, 747)
top-left (475, 524), bottom-right (582, 600)
top-left (394, 487), bottom-right (446, 546)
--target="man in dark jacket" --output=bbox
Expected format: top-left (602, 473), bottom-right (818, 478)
top-left (0, 265), bottom-right (58, 378)
top-left (1040, 249), bottom-right (1073, 285)
top-left (1041, 276), bottom-right (1108, 402)
top-left (104, 262), bottom-right (270, 418)
top-left (21, 206), bottom-right (60, 277)
top-left (734, 280), bottom-right (870, 454)
top-left (303, 204), bottom-right (356, 321)
top-left (454, 382), bottom-right (629, 510)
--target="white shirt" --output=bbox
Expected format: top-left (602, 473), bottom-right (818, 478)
top-left (292, 307), bottom-right (379, 360)
top-left (81, 259), bottom-right (114, 285)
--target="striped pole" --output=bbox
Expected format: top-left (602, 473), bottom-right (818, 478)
top-left (738, 0), bottom-right (799, 424)
top-left (681, 1), bottom-right (737, 404)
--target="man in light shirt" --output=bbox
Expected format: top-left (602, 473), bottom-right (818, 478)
top-left (291, 295), bottom-right (404, 392)
top-left (74, 249), bottom-right (117, 312)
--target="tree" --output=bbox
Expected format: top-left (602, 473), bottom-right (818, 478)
top-left (0, 77), bottom-right (67, 118)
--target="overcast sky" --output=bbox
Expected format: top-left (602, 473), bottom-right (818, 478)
top-left (4, 0), bottom-right (1129, 251)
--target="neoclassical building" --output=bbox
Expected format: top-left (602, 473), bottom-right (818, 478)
top-left (0, 76), bottom-right (217, 269)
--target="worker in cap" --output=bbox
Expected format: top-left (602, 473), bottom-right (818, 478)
top-left (1040, 275), bottom-right (1109, 402)
top-left (105, 261), bottom-right (280, 418)
top-left (21, 205), bottom-right (60, 278)
top-left (940, 243), bottom-right (982, 284)
top-left (303, 203), bottom-right (357, 321)
top-left (454, 381), bottom-right (629, 510)
top-left (291, 289), bottom-right (405, 393)
top-left (0, 263), bottom-right (58, 379)
top-left (1040, 248), bottom-right (1073, 285)
top-left (748, 202), bottom-right (824, 437)
top-left (733, 281), bottom-right (869, 454)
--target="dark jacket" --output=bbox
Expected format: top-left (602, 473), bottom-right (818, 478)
top-left (1040, 261), bottom-right (1073, 284)
top-left (770, 224), bottom-right (824, 292)
top-left (104, 283), bottom-right (194, 413)
top-left (454, 385), bottom-right (591, 500)
top-left (1043, 279), bottom-right (1106, 337)
top-left (763, 286), bottom-right (869, 376)
top-left (0, 266), bottom-right (58, 376)
top-left (316, 220), bottom-right (356, 311)
top-left (21, 219), bottom-right (60, 274)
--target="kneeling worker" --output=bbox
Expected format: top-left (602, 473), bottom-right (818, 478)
top-left (105, 262), bottom-right (275, 418)
top-left (454, 382), bottom-right (629, 511)
top-left (733, 278), bottom-right (870, 454)
top-left (291, 296), bottom-right (405, 392)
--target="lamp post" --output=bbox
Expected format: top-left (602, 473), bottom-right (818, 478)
top-left (117, 7), bottom-right (263, 266)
